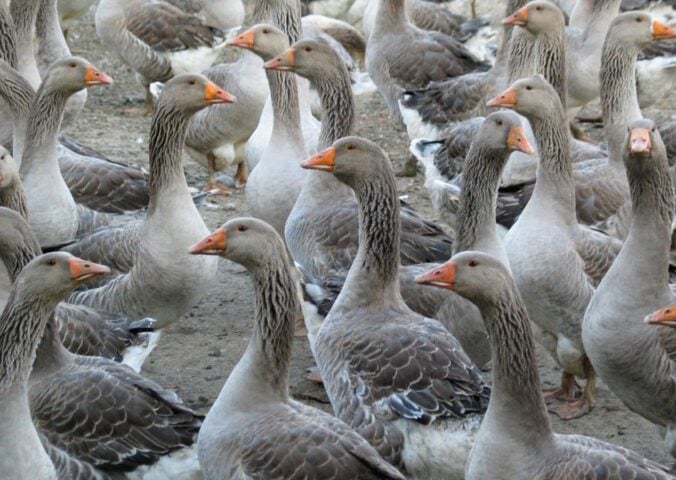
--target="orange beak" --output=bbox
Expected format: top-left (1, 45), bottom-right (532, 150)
top-left (263, 48), bottom-right (296, 71)
top-left (507, 126), bottom-right (535, 154)
top-left (68, 256), bottom-right (111, 283)
top-left (204, 81), bottom-right (236, 105)
top-left (652, 20), bottom-right (676, 41)
top-left (226, 29), bottom-right (255, 49)
top-left (486, 87), bottom-right (518, 109)
top-left (189, 228), bottom-right (227, 255)
top-left (83, 66), bottom-right (113, 86)
top-left (301, 146), bottom-right (336, 172)
top-left (503, 6), bottom-right (528, 26)
top-left (629, 127), bottom-right (651, 155)
top-left (414, 260), bottom-right (456, 289)
top-left (644, 303), bottom-right (676, 328)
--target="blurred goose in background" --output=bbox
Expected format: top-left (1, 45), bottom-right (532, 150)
top-left (190, 218), bottom-right (406, 480)
top-left (165, 0), bottom-right (245, 29)
top-left (57, 0), bottom-right (97, 41)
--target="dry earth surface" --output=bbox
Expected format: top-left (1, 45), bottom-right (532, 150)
top-left (63, 4), bottom-right (672, 467)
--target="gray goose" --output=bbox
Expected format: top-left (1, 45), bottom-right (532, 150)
top-left (0, 252), bottom-right (110, 480)
top-left (0, 206), bottom-right (153, 365)
top-left (583, 119), bottom-right (676, 458)
top-left (646, 303), bottom-right (676, 330)
top-left (263, 36), bottom-right (453, 318)
top-left (416, 251), bottom-right (673, 480)
top-left (0, 60), bottom-right (151, 216)
top-left (57, 0), bottom-right (97, 41)
top-left (189, 218), bottom-right (405, 480)
top-left (365, 0), bottom-right (487, 126)
top-left (302, 136), bottom-right (490, 479)
top-left (95, 0), bottom-right (227, 114)
top-left (490, 75), bottom-right (622, 420)
top-left (69, 75), bottom-right (228, 338)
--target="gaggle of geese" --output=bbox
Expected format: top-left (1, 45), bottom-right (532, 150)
top-left (0, 0), bottom-right (674, 478)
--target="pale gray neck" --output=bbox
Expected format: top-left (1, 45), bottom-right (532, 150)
top-left (476, 291), bottom-right (552, 443)
top-left (340, 167), bottom-right (401, 305)
top-left (571, 0), bottom-right (621, 33)
top-left (528, 104), bottom-right (576, 221)
top-left (268, 70), bottom-right (304, 146)
top-left (252, 0), bottom-right (302, 42)
top-left (536, 28), bottom-right (566, 110)
top-left (374, 0), bottom-right (407, 33)
top-left (315, 69), bottom-right (354, 149)
top-left (455, 145), bottom-right (508, 255)
top-left (0, 67), bottom-right (33, 164)
top-left (493, 0), bottom-right (529, 73)
top-left (147, 102), bottom-right (193, 202)
top-left (0, 4), bottom-right (17, 68)
top-left (600, 34), bottom-right (642, 163)
top-left (10, 0), bottom-right (41, 88)
top-left (0, 179), bottom-right (28, 219)
top-left (31, 318), bottom-right (70, 380)
top-left (507, 28), bottom-right (535, 83)
top-left (36, 0), bottom-right (70, 75)
top-left (0, 287), bottom-right (57, 393)
top-left (19, 84), bottom-right (70, 175)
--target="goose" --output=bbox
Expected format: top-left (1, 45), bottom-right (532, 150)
top-left (189, 217), bottom-right (405, 480)
top-left (301, 14), bottom-right (366, 67)
top-left (227, 23), bottom-right (309, 236)
top-left (489, 75), bottom-right (622, 420)
top-left (301, 136), bottom-right (490, 479)
top-left (95, 0), bottom-right (229, 114)
top-left (0, 0), bottom-right (16, 147)
top-left (165, 0), bottom-right (245, 30)
top-left (69, 75), bottom-right (228, 344)
top-left (0, 147), bottom-right (26, 218)
top-left (20, 56), bottom-right (117, 247)
top-left (0, 252), bottom-right (110, 480)
top-left (583, 119), bottom-right (676, 458)
top-left (415, 251), bottom-right (674, 480)
top-left (365, 0), bottom-right (487, 126)
top-left (57, 0), bottom-right (97, 41)
top-left (645, 303), bottom-right (676, 329)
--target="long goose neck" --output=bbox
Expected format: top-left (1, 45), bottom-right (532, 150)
top-left (507, 28), bottom-right (535, 82)
top-left (252, 0), bottom-right (302, 41)
top-left (0, 236), bottom-right (39, 284)
top-left (32, 317), bottom-right (70, 377)
top-left (315, 69), bottom-right (354, 149)
top-left (0, 6), bottom-right (17, 68)
top-left (148, 102), bottom-right (192, 200)
top-left (600, 35), bottom-right (642, 162)
top-left (536, 30), bottom-right (566, 110)
top-left (479, 291), bottom-right (552, 442)
top-left (19, 84), bottom-right (70, 174)
top-left (0, 70), bottom-right (34, 164)
top-left (0, 288), bottom-right (56, 393)
top-left (267, 70), bottom-right (303, 144)
top-left (374, 0), bottom-right (408, 32)
top-left (495, 0), bottom-right (529, 69)
top-left (455, 145), bottom-right (506, 253)
top-left (624, 155), bottom-right (674, 279)
top-left (0, 179), bottom-right (28, 220)
top-left (347, 167), bottom-right (401, 302)
top-left (529, 104), bottom-right (576, 219)
top-left (247, 253), bottom-right (299, 396)
top-left (10, 0), bottom-right (41, 88)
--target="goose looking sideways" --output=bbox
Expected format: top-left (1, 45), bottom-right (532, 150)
top-left (0, 253), bottom-right (110, 480)
top-left (488, 75), bottom-right (622, 420)
top-left (301, 137), bottom-right (490, 479)
top-left (583, 120), bottom-right (676, 458)
top-left (645, 303), bottom-right (676, 329)
top-left (416, 251), bottom-right (674, 480)
top-left (189, 218), bottom-right (405, 480)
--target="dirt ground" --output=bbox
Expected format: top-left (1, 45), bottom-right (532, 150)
top-left (64, 6), bottom-right (670, 467)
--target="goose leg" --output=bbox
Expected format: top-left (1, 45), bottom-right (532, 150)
top-left (202, 154), bottom-right (234, 195)
top-left (542, 371), bottom-right (578, 404)
top-left (234, 161), bottom-right (248, 188)
top-left (548, 360), bottom-right (596, 420)
top-left (124, 85), bottom-right (155, 116)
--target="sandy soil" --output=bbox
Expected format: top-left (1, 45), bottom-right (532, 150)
top-left (64, 6), bottom-right (670, 467)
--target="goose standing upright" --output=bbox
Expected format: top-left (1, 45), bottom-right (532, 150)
top-left (189, 218), bottom-right (406, 480)
top-left (583, 119), bottom-right (676, 458)
top-left (301, 136), bottom-right (490, 479)
top-left (416, 251), bottom-right (673, 480)
top-left (489, 75), bottom-right (619, 420)
top-left (0, 252), bottom-right (110, 480)
top-left (70, 75), bottom-right (230, 338)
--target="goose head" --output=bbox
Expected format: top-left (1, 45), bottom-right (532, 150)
top-left (263, 37), bottom-right (340, 79)
top-left (15, 252), bottom-right (110, 302)
top-left (486, 74), bottom-right (558, 121)
top-left (606, 12), bottom-right (676, 49)
top-left (0, 147), bottom-right (18, 190)
top-left (623, 118), bottom-right (666, 174)
top-left (42, 56), bottom-right (113, 94)
top-left (478, 111), bottom-right (535, 155)
top-left (503, 0), bottom-right (565, 35)
top-left (644, 303), bottom-right (676, 328)
top-left (189, 217), bottom-right (283, 269)
top-left (157, 74), bottom-right (236, 114)
top-left (227, 24), bottom-right (290, 61)
top-left (415, 251), bottom-right (513, 306)
top-left (300, 136), bottom-right (387, 187)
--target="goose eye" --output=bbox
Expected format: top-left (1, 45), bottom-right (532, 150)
top-left (304, 47), bottom-right (312, 52)
top-left (496, 120), bottom-right (503, 126)
top-left (237, 225), bottom-right (248, 232)
top-left (70, 63), bottom-right (77, 68)
top-left (636, 17), bottom-right (642, 22)
top-left (262, 29), bottom-right (269, 34)
top-left (346, 144), bottom-right (355, 150)
top-left (469, 260), bottom-right (478, 267)
top-left (535, 5), bottom-right (542, 10)
top-left (46, 259), bottom-right (56, 266)
top-left (188, 79), bottom-right (196, 85)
